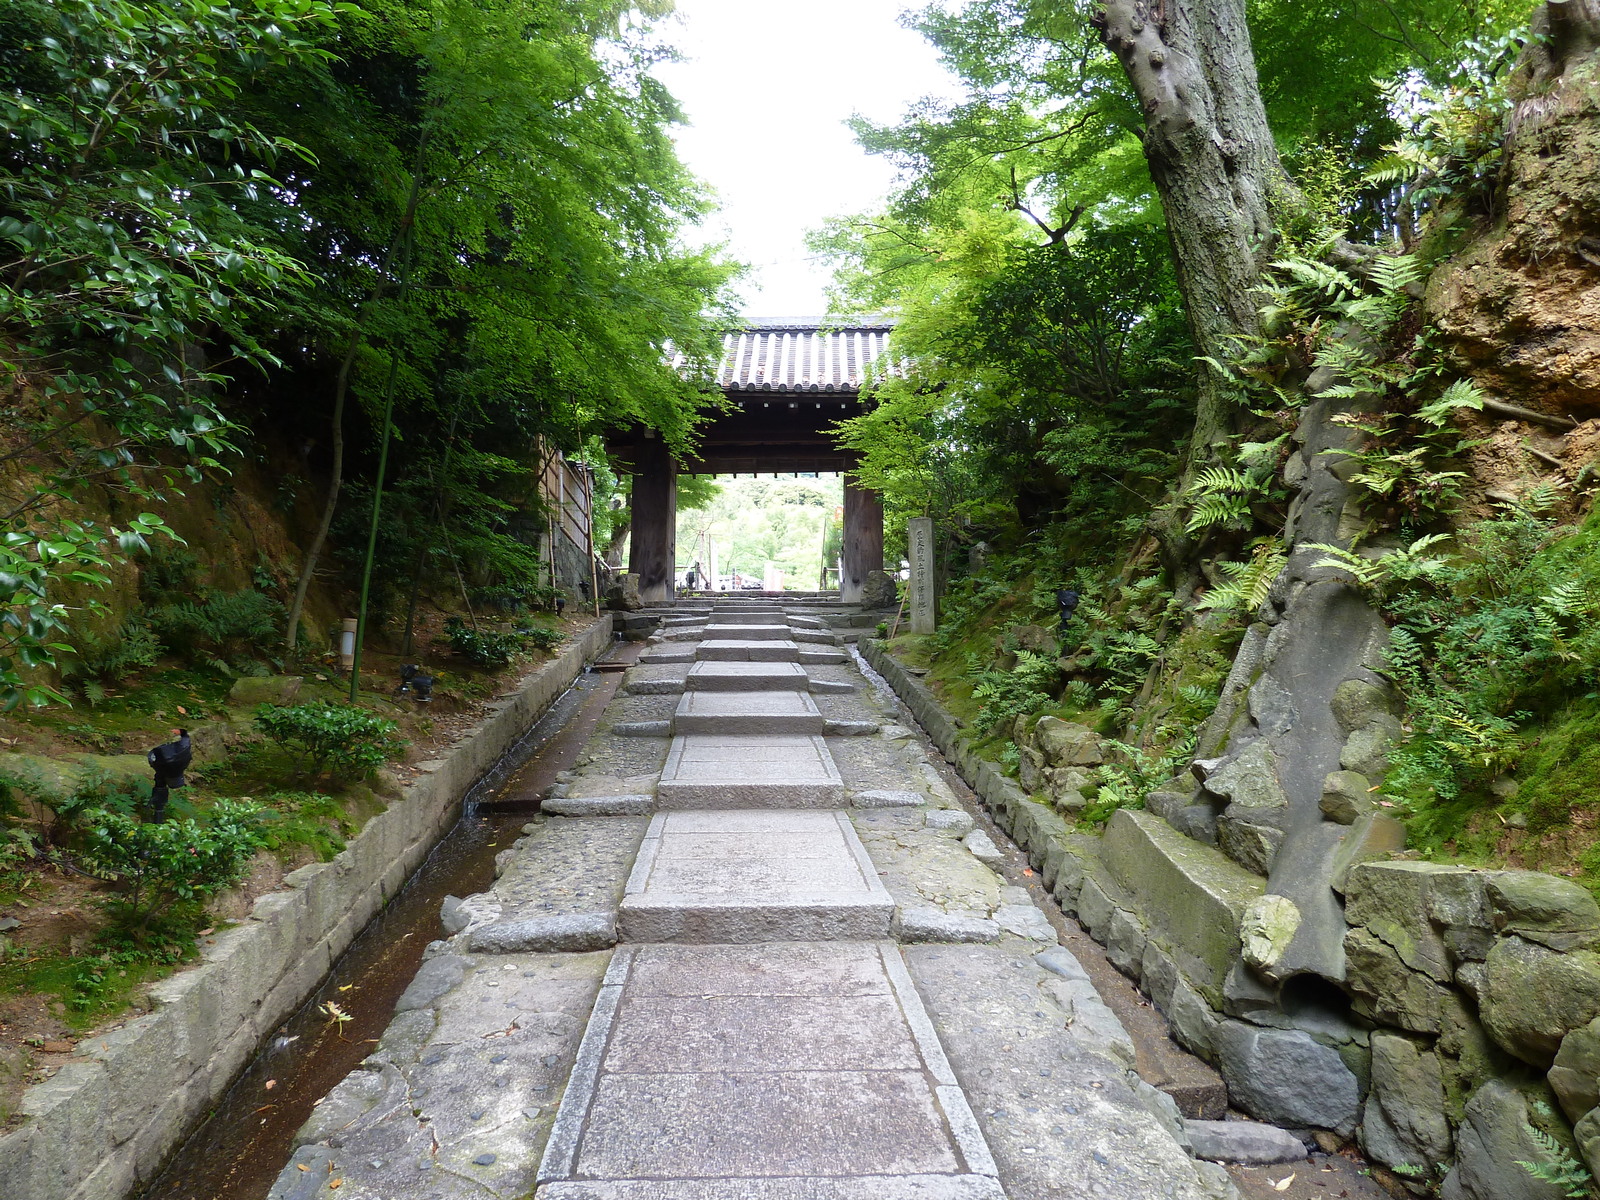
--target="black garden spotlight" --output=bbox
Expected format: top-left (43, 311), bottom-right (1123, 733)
top-left (398, 663), bottom-right (434, 702)
top-left (147, 727), bottom-right (192, 823)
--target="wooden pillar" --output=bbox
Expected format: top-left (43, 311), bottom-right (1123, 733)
top-left (840, 477), bottom-right (884, 603)
top-left (628, 436), bottom-right (677, 602)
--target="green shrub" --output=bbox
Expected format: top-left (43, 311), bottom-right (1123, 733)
top-left (444, 617), bottom-right (526, 667)
top-left (254, 702), bottom-right (402, 782)
top-left (80, 800), bottom-right (266, 937)
top-left (516, 622), bottom-right (565, 653)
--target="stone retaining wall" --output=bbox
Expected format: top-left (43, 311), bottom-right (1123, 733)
top-left (863, 638), bottom-right (1600, 1199)
top-left (0, 616), bottom-right (614, 1200)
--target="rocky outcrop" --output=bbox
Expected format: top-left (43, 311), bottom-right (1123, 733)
top-left (866, 636), bottom-right (1600, 1200)
top-left (1427, 52), bottom-right (1600, 421)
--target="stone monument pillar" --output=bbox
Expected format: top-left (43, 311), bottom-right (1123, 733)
top-left (907, 516), bottom-right (936, 634)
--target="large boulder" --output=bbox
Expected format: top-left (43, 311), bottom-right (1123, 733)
top-left (228, 674), bottom-right (303, 706)
top-left (1330, 678), bottom-right (1398, 733)
top-left (1218, 816), bottom-right (1284, 877)
top-left (1319, 770), bottom-right (1374, 824)
top-left (1344, 927), bottom-right (1457, 1034)
top-left (1344, 862), bottom-right (1455, 983)
top-left (1200, 740), bottom-right (1288, 811)
top-left (1360, 1032), bottom-right (1454, 1173)
top-left (1481, 937), bottom-right (1600, 1068)
top-left (604, 573), bottom-right (643, 612)
top-left (1097, 810), bottom-right (1264, 997)
top-left (1487, 872), bottom-right (1600, 951)
top-left (1340, 720), bottom-right (1403, 778)
top-left (1032, 716), bottom-right (1103, 767)
top-left (1212, 1020), bottom-right (1362, 1134)
top-left (1577, 1107), bottom-right (1600, 1185)
top-left (1550, 1015), bottom-right (1600, 1123)
top-left (859, 568), bottom-right (899, 608)
top-left (1440, 1079), bottom-right (1572, 1200)
top-left (1239, 895), bottom-right (1302, 982)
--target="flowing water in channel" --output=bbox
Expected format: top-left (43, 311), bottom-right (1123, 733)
top-left (136, 651), bottom-right (632, 1200)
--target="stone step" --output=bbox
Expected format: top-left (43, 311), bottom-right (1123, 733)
top-left (656, 733), bottom-right (844, 808)
top-left (535, 941), bottom-right (1001, 1197)
top-left (798, 647), bottom-right (848, 666)
top-left (708, 610), bottom-right (788, 624)
top-left (685, 660), bottom-right (810, 691)
top-left (672, 689), bottom-right (825, 735)
top-left (616, 812), bottom-right (895, 942)
top-left (695, 639), bottom-right (799, 662)
top-left (538, 1179), bottom-right (1004, 1199)
top-left (639, 645), bottom-right (696, 664)
top-left (701, 622), bottom-right (793, 640)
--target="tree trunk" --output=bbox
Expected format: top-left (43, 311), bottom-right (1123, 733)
top-left (1520, 0), bottom-right (1600, 88)
top-left (1094, 0), bottom-right (1295, 573)
top-left (284, 139), bottom-right (430, 653)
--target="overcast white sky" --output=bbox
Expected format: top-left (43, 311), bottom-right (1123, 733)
top-left (653, 0), bottom-right (962, 319)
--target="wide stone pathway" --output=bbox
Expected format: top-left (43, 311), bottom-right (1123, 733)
top-left (269, 599), bottom-right (1238, 1200)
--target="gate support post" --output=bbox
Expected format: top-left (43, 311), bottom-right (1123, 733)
top-left (840, 477), bottom-right (884, 604)
top-left (629, 435), bottom-right (677, 603)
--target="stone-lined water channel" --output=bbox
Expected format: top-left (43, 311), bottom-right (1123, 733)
top-left (136, 657), bottom-right (634, 1200)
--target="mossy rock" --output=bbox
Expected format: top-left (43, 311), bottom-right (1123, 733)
top-left (1481, 936), bottom-right (1600, 1068)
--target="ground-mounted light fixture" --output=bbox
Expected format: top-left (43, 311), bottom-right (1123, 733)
top-left (339, 617), bottom-right (358, 671)
top-left (147, 728), bottom-right (192, 822)
top-left (398, 664), bottom-right (434, 702)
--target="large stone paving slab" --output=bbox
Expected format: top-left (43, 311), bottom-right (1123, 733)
top-left (905, 943), bottom-right (1238, 1200)
top-left (451, 817), bottom-right (649, 952)
top-left (672, 689), bottom-right (824, 734)
top-left (534, 943), bottom-right (1003, 1199)
top-left (269, 950), bottom-right (611, 1200)
top-left (617, 810), bottom-right (893, 942)
top-left (657, 733), bottom-right (844, 807)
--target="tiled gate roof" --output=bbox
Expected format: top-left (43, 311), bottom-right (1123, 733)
top-left (675, 318), bottom-right (896, 394)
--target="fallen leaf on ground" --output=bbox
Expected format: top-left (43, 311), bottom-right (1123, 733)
top-left (1273, 1174), bottom-right (1295, 1191)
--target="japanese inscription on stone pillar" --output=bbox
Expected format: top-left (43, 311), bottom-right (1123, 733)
top-left (908, 516), bottom-right (935, 634)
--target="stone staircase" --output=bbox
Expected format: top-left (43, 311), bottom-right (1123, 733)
top-left (533, 598), bottom-right (1006, 1199)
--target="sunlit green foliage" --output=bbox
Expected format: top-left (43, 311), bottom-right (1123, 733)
top-left (81, 799), bottom-right (267, 936)
top-left (254, 702), bottom-right (402, 783)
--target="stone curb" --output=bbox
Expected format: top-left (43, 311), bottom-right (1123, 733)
top-left (0, 616), bottom-right (615, 1200)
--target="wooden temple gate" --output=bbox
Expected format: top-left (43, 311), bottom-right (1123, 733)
top-left (607, 319), bottom-right (892, 603)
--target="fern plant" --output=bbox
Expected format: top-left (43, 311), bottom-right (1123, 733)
top-left (1306, 533), bottom-right (1452, 597)
top-left (1323, 380), bottom-right (1487, 519)
top-left (1185, 441), bottom-right (1287, 534)
top-left (1197, 539), bottom-right (1288, 612)
top-left (971, 649), bottom-right (1060, 736)
top-left (148, 588), bottom-right (282, 675)
top-left (1517, 1105), bottom-right (1596, 1199)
